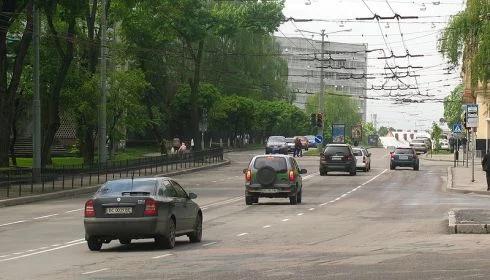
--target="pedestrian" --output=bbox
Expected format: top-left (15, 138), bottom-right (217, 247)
top-left (294, 137), bottom-right (302, 158)
top-left (482, 150), bottom-right (490, 191)
top-left (178, 142), bottom-right (187, 154)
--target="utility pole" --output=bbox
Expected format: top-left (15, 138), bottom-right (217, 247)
top-left (318, 29), bottom-right (326, 151)
top-left (32, 2), bottom-right (41, 179)
top-left (99, 0), bottom-right (108, 164)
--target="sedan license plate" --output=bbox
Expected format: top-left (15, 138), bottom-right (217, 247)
top-left (106, 207), bottom-right (133, 215)
top-left (332, 156), bottom-right (342, 161)
top-left (261, 189), bottom-right (278, 193)
top-left (399, 155), bottom-right (408, 160)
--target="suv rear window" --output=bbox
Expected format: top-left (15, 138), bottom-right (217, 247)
top-left (395, 148), bottom-right (414, 154)
top-left (353, 150), bottom-right (363, 156)
top-left (412, 139), bottom-right (425, 143)
top-left (254, 157), bottom-right (287, 172)
top-left (324, 146), bottom-right (350, 156)
top-left (97, 180), bottom-right (157, 197)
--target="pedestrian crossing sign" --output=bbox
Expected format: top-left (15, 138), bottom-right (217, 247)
top-left (452, 123), bottom-right (463, 134)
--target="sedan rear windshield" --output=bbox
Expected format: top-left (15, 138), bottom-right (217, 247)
top-left (412, 139), bottom-right (425, 143)
top-left (254, 157), bottom-right (287, 172)
top-left (97, 180), bottom-right (157, 197)
top-left (285, 138), bottom-right (294, 143)
top-left (395, 148), bottom-right (414, 155)
top-left (268, 136), bottom-right (285, 142)
top-left (324, 146), bottom-right (350, 156)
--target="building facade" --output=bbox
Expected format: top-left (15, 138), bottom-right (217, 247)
top-left (275, 36), bottom-right (368, 121)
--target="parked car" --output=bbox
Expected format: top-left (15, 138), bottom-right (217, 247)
top-left (390, 147), bottom-right (419, 170)
top-left (440, 139), bottom-right (450, 150)
top-left (305, 135), bottom-right (317, 148)
top-left (244, 155), bottom-right (306, 205)
top-left (84, 178), bottom-right (202, 251)
top-left (410, 139), bottom-right (428, 154)
top-left (320, 144), bottom-right (357, 176)
top-left (353, 147), bottom-right (371, 172)
top-left (294, 136), bottom-right (309, 150)
top-left (265, 136), bottom-right (288, 155)
top-left (416, 137), bottom-right (432, 151)
top-left (285, 137), bottom-right (295, 153)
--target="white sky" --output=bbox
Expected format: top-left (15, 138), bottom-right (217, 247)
top-left (276, 0), bottom-right (466, 130)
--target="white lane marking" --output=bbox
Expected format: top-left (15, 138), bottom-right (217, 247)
top-left (26, 250), bottom-right (36, 253)
top-left (309, 208), bottom-right (315, 211)
top-left (263, 225), bottom-right (271, 228)
top-left (297, 213), bottom-right (304, 216)
top-left (281, 218), bottom-right (289, 222)
top-left (33, 214), bottom-right (59, 220)
top-left (303, 172), bottom-right (320, 181)
top-left (81, 268), bottom-right (109, 275)
top-left (65, 238), bottom-right (85, 244)
top-left (341, 194), bottom-right (347, 197)
top-left (0, 241), bottom-right (85, 262)
top-left (12, 252), bottom-right (26, 255)
top-left (329, 200), bottom-right (335, 203)
top-left (152, 253), bottom-right (173, 259)
top-left (51, 244), bottom-right (61, 247)
top-left (212, 180), bottom-right (217, 183)
top-left (201, 196), bottom-right (244, 210)
top-left (0, 220), bottom-right (26, 227)
top-left (237, 232), bottom-right (248, 237)
top-left (0, 255), bottom-right (9, 258)
top-left (202, 242), bottom-right (218, 247)
top-left (65, 208), bottom-right (83, 213)
top-left (37, 247), bottom-right (49, 250)
top-left (319, 202), bottom-right (328, 206)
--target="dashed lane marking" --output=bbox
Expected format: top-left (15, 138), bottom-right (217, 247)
top-left (281, 218), bottom-right (289, 222)
top-left (65, 208), bottom-right (83, 213)
top-left (202, 242), bottom-right (218, 247)
top-left (263, 225), bottom-right (271, 228)
top-left (0, 241), bottom-right (85, 262)
top-left (309, 208), bottom-right (315, 211)
top-left (0, 220), bottom-right (26, 227)
top-left (152, 253), bottom-right (173, 259)
top-left (81, 268), bottom-right (109, 275)
top-left (236, 233), bottom-right (248, 237)
top-left (297, 213), bottom-right (304, 216)
top-left (33, 214), bottom-right (59, 220)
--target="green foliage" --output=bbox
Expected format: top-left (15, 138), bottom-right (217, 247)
top-left (439, 0), bottom-right (490, 87)
top-left (431, 122), bottom-right (443, 150)
top-left (443, 84), bottom-right (464, 128)
top-left (378, 126), bottom-right (389, 136)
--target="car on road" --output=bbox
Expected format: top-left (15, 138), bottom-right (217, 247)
top-left (390, 147), bottom-right (419, 170)
top-left (244, 154), bottom-right (307, 205)
top-left (320, 144), bottom-right (357, 176)
top-left (294, 136), bottom-right (309, 150)
top-left (265, 136), bottom-right (288, 155)
top-left (440, 139), bottom-right (450, 150)
top-left (285, 137), bottom-right (295, 153)
top-left (410, 139), bottom-right (428, 154)
top-left (84, 178), bottom-right (202, 251)
top-left (305, 135), bottom-right (317, 148)
top-left (353, 147), bottom-right (371, 172)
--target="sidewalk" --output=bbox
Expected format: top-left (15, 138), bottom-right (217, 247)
top-left (448, 165), bottom-right (489, 194)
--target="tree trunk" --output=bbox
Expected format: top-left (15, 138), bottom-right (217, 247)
top-left (189, 39), bottom-right (204, 149)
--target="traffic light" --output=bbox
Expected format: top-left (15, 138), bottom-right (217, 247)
top-left (316, 113), bottom-right (323, 128)
top-left (462, 112), bottom-right (467, 129)
top-left (310, 113), bottom-right (316, 127)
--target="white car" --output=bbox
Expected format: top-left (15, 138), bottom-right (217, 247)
top-left (440, 139), bottom-right (450, 150)
top-left (353, 148), bottom-right (371, 172)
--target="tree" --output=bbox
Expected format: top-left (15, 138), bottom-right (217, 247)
top-left (378, 126), bottom-right (389, 137)
top-left (444, 84), bottom-right (464, 129)
top-left (363, 122), bottom-right (376, 144)
top-left (0, 0), bottom-right (33, 167)
top-left (439, 0), bottom-right (489, 89)
top-left (431, 122), bottom-right (443, 150)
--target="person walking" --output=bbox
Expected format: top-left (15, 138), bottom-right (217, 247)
top-left (482, 150), bottom-right (490, 191)
top-left (293, 137), bottom-right (302, 158)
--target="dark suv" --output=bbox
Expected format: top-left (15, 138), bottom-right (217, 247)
top-left (320, 144), bottom-right (357, 176)
top-left (390, 147), bottom-right (419, 170)
top-left (265, 136), bottom-right (288, 155)
top-left (244, 155), bottom-right (306, 205)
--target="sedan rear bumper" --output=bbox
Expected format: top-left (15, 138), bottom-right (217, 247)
top-left (84, 217), bottom-right (160, 239)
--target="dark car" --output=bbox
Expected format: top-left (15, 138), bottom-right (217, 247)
top-left (84, 178), bottom-right (202, 251)
top-left (244, 155), bottom-right (306, 205)
top-left (390, 147), bottom-right (419, 170)
top-left (319, 144), bottom-right (357, 176)
top-left (265, 136), bottom-right (288, 155)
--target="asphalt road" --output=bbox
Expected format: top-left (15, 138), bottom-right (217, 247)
top-left (1, 149), bottom-right (490, 279)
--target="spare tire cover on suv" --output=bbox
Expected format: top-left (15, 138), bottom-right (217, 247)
top-left (256, 166), bottom-right (277, 186)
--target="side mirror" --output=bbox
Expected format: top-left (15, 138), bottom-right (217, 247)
top-left (188, 192), bottom-right (197, 199)
top-left (243, 169), bottom-right (248, 174)
top-left (300, 169), bottom-right (308, 174)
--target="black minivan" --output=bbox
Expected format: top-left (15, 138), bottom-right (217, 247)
top-left (319, 144), bottom-right (357, 176)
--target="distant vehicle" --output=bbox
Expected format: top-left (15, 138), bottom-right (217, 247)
top-left (390, 147), bottom-right (419, 170)
top-left (305, 135), bottom-right (317, 148)
top-left (410, 139), bottom-right (428, 154)
top-left (415, 136), bottom-right (432, 151)
top-left (294, 136), bottom-right (309, 150)
top-left (84, 178), bottom-right (202, 251)
top-left (320, 144), bottom-right (357, 176)
top-left (285, 137), bottom-right (295, 153)
top-left (353, 147), bottom-right (371, 172)
top-left (265, 136), bottom-right (288, 155)
top-left (440, 139), bottom-right (450, 150)
top-left (244, 155), bottom-right (306, 205)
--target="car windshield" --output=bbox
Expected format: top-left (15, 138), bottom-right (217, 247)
top-left (412, 140), bottom-right (425, 143)
top-left (268, 136), bottom-right (285, 142)
top-left (97, 180), bottom-right (157, 197)
top-left (254, 157), bottom-right (287, 172)
top-left (395, 148), bottom-right (414, 155)
top-left (285, 138), bottom-right (294, 143)
top-left (324, 146), bottom-right (350, 156)
top-left (353, 149), bottom-right (363, 156)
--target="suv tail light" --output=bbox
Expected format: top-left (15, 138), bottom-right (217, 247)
top-left (144, 199), bottom-right (158, 216)
top-left (289, 170), bottom-right (295, 182)
top-left (245, 170), bottom-right (252, 182)
top-left (390, 153), bottom-right (395, 159)
top-left (84, 199), bottom-right (95, 217)
top-left (363, 156), bottom-right (366, 163)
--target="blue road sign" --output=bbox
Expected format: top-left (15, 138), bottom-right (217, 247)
top-left (452, 123), bottom-right (463, 134)
top-left (315, 135), bottom-right (323, 144)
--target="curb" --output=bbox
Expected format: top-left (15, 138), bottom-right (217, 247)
top-left (448, 209), bottom-right (490, 234)
top-left (0, 160), bottom-right (231, 208)
top-left (444, 166), bottom-right (490, 196)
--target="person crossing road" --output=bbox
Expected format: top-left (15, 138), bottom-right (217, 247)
top-left (481, 150), bottom-right (490, 191)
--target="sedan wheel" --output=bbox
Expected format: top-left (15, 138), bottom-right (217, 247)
top-left (245, 196), bottom-right (254, 205)
top-left (87, 237), bottom-right (102, 251)
top-left (188, 215), bottom-right (202, 243)
top-left (156, 219), bottom-right (176, 249)
top-left (297, 190), bottom-right (302, 204)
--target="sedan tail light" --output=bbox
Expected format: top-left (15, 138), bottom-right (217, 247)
top-left (144, 199), bottom-right (158, 216)
top-left (288, 170), bottom-right (295, 182)
top-left (245, 170), bottom-right (252, 182)
top-left (84, 199), bottom-right (96, 217)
